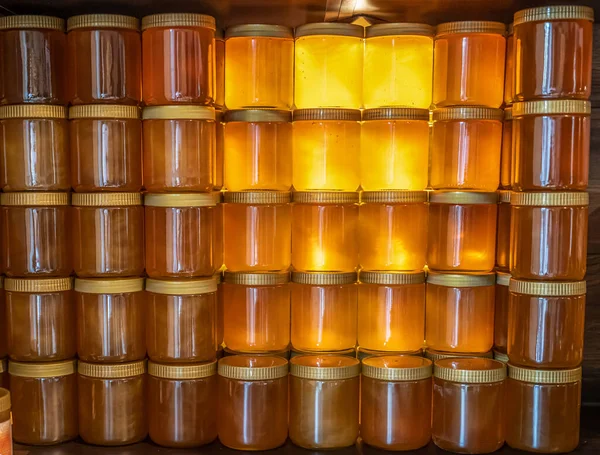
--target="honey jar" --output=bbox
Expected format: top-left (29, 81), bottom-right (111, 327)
top-left (0, 388), bottom-right (10, 452)
top-left (496, 190), bottom-right (511, 271)
top-left (213, 192), bottom-right (223, 270)
top-left (504, 23), bottom-right (514, 104)
top-left (494, 272), bottom-right (510, 354)
top-left (215, 29), bottom-right (224, 108)
top-left (501, 107), bottom-right (512, 189)
top-left (215, 110), bottom-right (224, 190)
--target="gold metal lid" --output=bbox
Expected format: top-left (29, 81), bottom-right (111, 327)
top-left (493, 351), bottom-right (509, 363)
top-left (79, 360), bottom-right (146, 378)
top-left (514, 6), bottom-right (594, 26)
top-left (145, 193), bottom-right (216, 208)
top-left (142, 105), bottom-right (215, 120)
top-left (149, 360), bottom-right (217, 379)
top-left (496, 271), bottom-right (511, 286)
top-left (67, 14), bottom-right (140, 31)
top-left (142, 13), bottom-right (216, 31)
top-left (432, 106), bottom-right (504, 121)
top-left (512, 100), bottom-right (591, 117)
top-left (290, 355), bottom-right (360, 380)
top-left (434, 358), bottom-right (506, 383)
top-left (0, 104), bottom-right (67, 119)
top-left (509, 279), bottom-right (586, 297)
top-left (362, 107), bottom-right (430, 121)
top-left (75, 278), bottom-right (144, 294)
top-left (295, 22), bottom-right (363, 38)
top-left (224, 109), bottom-right (292, 123)
top-left (146, 278), bottom-right (217, 295)
top-left (360, 270), bottom-right (426, 285)
top-left (508, 364), bottom-right (582, 384)
top-left (218, 355), bottom-right (289, 380)
top-left (436, 21), bottom-right (506, 36)
top-left (498, 190), bottom-right (511, 203)
top-left (366, 23), bottom-right (435, 38)
top-left (223, 271), bottom-right (290, 286)
top-left (362, 356), bottom-right (432, 381)
top-left (0, 359), bottom-right (5, 373)
top-left (69, 105), bottom-right (140, 119)
top-left (223, 191), bottom-right (291, 204)
top-left (9, 359), bottom-right (76, 378)
top-left (1, 192), bottom-right (69, 206)
top-left (5, 277), bottom-right (72, 293)
top-left (0, 15), bottom-right (65, 31)
top-left (293, 108), bottom-right (361, 122)
top-left (0, 388), bottom-right (10, 413)
top-left (292, 271), bottom-right (357, 285)
top-left (72, 192), bottom-right (142, 207)
top-left (293, 191), bottom-right (359, 204)
top-left (429, 191), bottom-right (498, 204)
top-left (361, 191), bottom-right (427, 204)
top-left (510, 191), bottom-right (589, 207)
top-left (504, 106), bottom-right (512, 120)
top-left (226, 24), bottom-right (293, 38)
top-left (425, 349), bottom-right (494, 361)
top-left (427, 271), bottom-right (496, 288)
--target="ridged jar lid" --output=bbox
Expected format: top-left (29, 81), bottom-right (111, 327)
top-left (293, 191), bottom-right (359, 204)
top-left (296, 22), bottom-right (364, 38)
top-left (145, 193), bottom-right (216, 207)
top-left (223, 271), bottom-right (290, 286)
top-left (512, 100), bottom-right (591, 117)
top-left (146, 278), bottom-right (217, 295)
top-left (425, 349), bottom-right (494, 361)
top-left (142, 13), bottom-right (216, 31)
top-left (432, 106), bottom-right (504, 121)
top-left (361, 191), bottom-right (427, 203)
top-left (427, 271), bottom-right (496, 287)
top-left (69, 105), bottom-right (140, 119)
top-left (67, 14), bottom-right (140, 31)
top-left (360, 270), bottom-right (426, 285)
top-left (509, 279), bottom-right (586, 297)
top-left (434, 358), bottom-right (506, 383)
top-left (493, 351), bottom-right (509, 363)
top-left (498, 190), bottom-right (511, 203)
top-left (143, 105), bottom-right (215, 120)
top-left (508, 365), bottom-right (582, 384)
top-left (5, 277), bottom-right (72, 293)
top-left (75, 278), bottom-right (144, 294)
top-left (496, 272), bottom-right (511, 286)
top-left (504, 106), bottom-right (512, 120)
top-left (293, 108), bottom-right (361, 122)
top-left (362, 356), bottom-right (432, 381)
top-left (9, 360), bottom-right (76, 378)
top-left (226, 24), bottom-right (293, 38)
top-left (292, 271), bottom-right (357, 285)
top-left (149, 360), bottom-right (217, 379)
top-left (366, 23), bottom-right (435, 38)
top-left (0, 15), bottom-right (65, 31)
top-left (1, 192), bottom-right (69, 206)
top-left (72, 192), bottom-right (142, 206)
top-left (0, 388), bottom-right (10, 412)
top-left (514, 5), bottom-right (594, 26)
top-left (290, 355), bottom-right (360, 380)
top-left (223, 191), bottom-right (291, 204)
top-left (79, 360), bottom-right (146, 378)
top-left (362, 108), bottom-right (430, 121)
top-left (218, 355), bottom-right (289, 380)
top-left (436, 21), bottom-right (506, 36)
top-left (224, 109), bottom-right (292, 123)
top-left (511, 191), bottom-right (589, 207)
top-left (0, 104), bottom-right (67, 119)
top-left (430, 191), bottom-right (498, 204)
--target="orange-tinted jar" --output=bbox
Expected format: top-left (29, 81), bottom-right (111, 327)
top-left (290, 355), bottom-right (360, 449)
top-left (0, 360), bottom-right (6, 390)
top-left (508, 279), bottom-right (585, 369)
top-left (510, 192), bottom-right (588, 280)
top-left (513, 6), bottom-right (594, 101)
top-left (78, 360), bottom-right (147, 446)
top-left (145, 193), bottom-right (215, 278)
top-left (148, 361), bottom-right (218, 448)
top-left (223, 271), bottom-right (290, 353)
top-left (75, 278), bottom-right (145, 363)
top-left (506, 365), bottom-right (582, 453)
top-left (142, 13), bottom-right (215, 105)
top-left (512, 100), bottom-right (590, 191)
top-left (218, 355), bottom-right (288, 450)
top-left (69, 105), bottom-right (142, 192)
top-left (361, 356), bottom-right (432, 451)
top-left (291, 272), bottom-right (357, 352)
top-left (143, 106), bottom-right (215, 192)
top-left (215, 30), bottom-right (224, 108)
top-left (223, 191), bottom-right (291, 271)
top-left (433, 21), bottom-right (506, 108)
top-left (215, 110), bottom-right (224, 190)
top-left (0, 16), bottom-right (66, 105)
top-left (426, 272), bottom-right (495, 353)
top-left (1, 192), bottom-right (71, 277)
top-left (72, 193), bottom-right (144, 277)
top-left (358, 271), bottom-right (425, 352)
top-left (494, 272), bottom-right (510, 354)
top-left (213, 193), bottom-right (223, 270)
top-left (428, 191), bottom-right (498, 272)
top-left (430, 107), bottom-right (504, 191)
top-left (146, 278), bottom-right (216, 363)
top-left (0, 105), bottom-right (69, 192)
top-left (67, 14), bottom-right (141, 105)
top-left (292, 191), bottom-right (359, 272)
top-left (504, 24), bottom-right (514, 104)
top-left (501, 107), bottom-right (512, 189)
top-left (496, 190), bottom-right (511, 271)
top-left (5, 277), bottom-right (75, 362)
top-left (9, 359), bottom-right (78, 445)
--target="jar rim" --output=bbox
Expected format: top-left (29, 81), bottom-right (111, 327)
top-left (0, 388), bottom-right (9, 413)
top-left (434, 358), bottom-right (506, 383)
top-left (510, 191), bottom-right (589, 207)
top-left (493, 351), bottom-right (509, 363)
top-left (512, 100), bottom-right (591, 117)
top-left (9, 359), bottom-right (76, 378)
top-left (292, 271), bottom-right (357, 285)
top-left (295, 22), bottom-right (364, 38)
top-left (226, 24), bottom-right (293, 38)
top-left (292, 348), bottom-right (356, 358)
top-left (223, 191), bottom-right (291, 204)
top-left (293, 108), bottom-right (361, 122)
top-left (362, 107), bottom-right (430, 121)
top-left (427, 271), bottom-right (496, 287)
top-left (496, 271), bottom-right (511, 286)
top-left (362, 356), bottom-right (432, 381)
top-left (514, 5), bottom-right (594, 26)
top-left (366, 22), bottom-right (435, 38)
top-left (1, 192), bottom-right (70, 206)
top-left (223, 347), bottom-right (291, 358)
top-left (225, 109), bottom-right (292, 123)
top-left (293, 191), bottom-right (359, 204)
top-left (425, 349), bottom-right (493, 362)
top-left (75, 278), bottom-right (144, 294)
top-left (361, 190), bottom-right (428, 203)
top-left (509, 278), bottom-right (586, 297)
top-left (145, 193), bottom-right (216, 208)
top-left (290, 355), bottom-right (360, 380)
top-left (359, 270), bottom-right (426, 285)
top-left (223, 271), bottom-right (290, 286)
top-left (72, 192), bottom-right (142, 207)
top-left (436, 21), bottom-right (506, 36)
top-left (149, 360), bottom-right (217, 379)
top-left (142, 105), bottom-right (216, 120)
top-left (358, 348), bottom-right (423, 360)
top-left (67, 14), bottom-right (140, 31)
top-left (218, 355), bottom-right (289, 380)
top-left (5, 277), bottom-right (73, 293)
top-left (79, 360), bottom-right (146, 378)
top-left (0, 104), bottom-right (67, 119)
top-left (498, 190), bottom-right (511, 203)
top-left (429, 191), bottom-right (498, 204)
top-left (432, 106), bottom-right (505, 121)
top-left (146, 278), bottom-right (217, 295)
top-left (0, 15), bottom-right (65, 31)
top-left (141, 13), bottom-right (216, 31)
top-left (69, 104), bottom-right (140, 119)
top-left (508, 364), bottom-right (582, 384)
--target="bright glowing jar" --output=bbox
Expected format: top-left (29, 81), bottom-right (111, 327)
top-left (494, 272), bottom-right (510, 354)
top-left (496, 190), bottom-right (511, 270)
top-left (504, 24), bottom-right (514, 104)
top-left (215, 30), bottom-right (224, 107)
top-left (501, 107), bottom-right (512, 189)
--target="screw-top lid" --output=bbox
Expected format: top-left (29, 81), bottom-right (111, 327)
top-left (0, 388), bottom-right (10, 412)
top-left (512, 100), bottom-right (591, 117)
top-left (434, 358), bottom-right (506, 383)
top-left (493, 351), bottom-right (509, 363)
top-left (79, 360), bottom-right (146, 378)
top-left (149, 360), bottom-right (217, 379)
top-left (0, 15), bottom-right (65, 31)
top-left (1, 192), bottom-right (69, 206)
top-left (360, 270), bottom-right (426, 285)
top-left (361, 191), bottom-right (428, 204)
top-left (142, 13), bottom-right (216, 31)
top-left (362, 108), bottom-right (430, 121)
top-left (290, 355), bottom-right (360, 380)
top-left (72, 192), bottom-right (142, 206)
top-left (362, 356), bottom-right (432, 381)
top-left (504, 106), bottom-right (512, 120)
top-left (9, 359), bottom-right (76, 378)
top-left (226, 24), bottom-right (293, 38)
top-left (427, 271), bottom-right (495, 287)
top-left (514, 5), bottom-right (594, 26)
top-left (436, 21), bottom-right (506, 36)
top-left (142, 105), bottom-right (215, 120)
top-left (224, 109), bottom-right (292, 123)
top-left (496, 271), bottom-right (511, 286)
top-left (69, 105), bottom-right (140, 119)
top-left (510, 191), bottom-right (589, 207)
top-left (0, 105), bottom-right (67, 119)
top-left (223, 271), bottom-right (290, 286)
top-left (509, 279), bottom-right (586, 297)
top-left (145, 193), bottom-right (216, 207)
top-left (293, 191), bottom-right (359, 204)
top-left (293, 108), bottom-right (361, 122)
top-left (218, 355), bottom-right (289, 380)
top-left (146, 278), bottom-right (217, 295)
top-left (292, 271), bottom-right (357, 285)
top-left (366, 22), bottom-right (435, 38)
top-left (498, 190), bottom-right (511, 203)
top-left (75, 278), bottom-right (144, 294)
top-left (223, 191), bottom-right (291, 204)
top-left (67, 14), bottom-right (140, 31)
top-left (429, 191), bottom-right (498, 204)
top-left (508, 364), bottom-right (582, 384)
top-left (432, 106), bottom-right (504, 121)
top-left (296, 22), bottom-right (363, 38)
top-left (5, 277), bottom-right (72, 293)
top-left (425, 349), bottom-right (494, 361)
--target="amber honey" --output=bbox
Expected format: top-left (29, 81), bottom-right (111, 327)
top-left (215, 30), bottom-right (224, 107)
top-left (501, 107), bottom-right (512, 189)
top-left (496, 190), bottom-right (511, 271)
top-left (494, 272), bottom-right (510, 354)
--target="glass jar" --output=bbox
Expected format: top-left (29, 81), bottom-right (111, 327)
top-left (295, 23), bottom-right (363, 109)
top-left (364, 23), bottom-right (434, 109)
top-left (0, 388), bottom-right (9, 453)
top-left (432, 358), bottom-right (506, 453)
top-left (75, 277), bottom-right (145, 363)
top-left (146, 278), bottom-right (217, 363)
top-left (289, 355), bottom-right (360, 449)
top-left (141, 13), bottom-right (215, 105)
top-left (218, 355), bottom-right (288, 450)
top-left (223, 271), bottom-right (290, 353)
top-left (433, 21), bottom-right (506, 108)
top-left (358, 271), bottom-right (425, 352)
top-left (0, 360), bottom-right (6, 390)
top-left (359, 191), bottom-right (428, 270)
top-left (496, 190), bottom-right (511, 271)
top-left (292, 191), bottom-right (359, 272)
top-left (513, 6), bottom-right (594, 101)
top-left (69, 105), bottom-right (142, 192)
top-left (494, 272), bottom-right (510, 354)
top-left (360, 108), bottom-right (429, 190)
top-left (148, 361), bottom-right (218, 448)
top-left (1, 192), bottom-right (71, 277)
top-left (225, 25), bottom-right (293, 109)
top-left (0, 16), bottom-right (66, 105)
top-left (143, 106), bottom-right (215, 192)
top-left (428, 191), bottom-right (498, 272)
top-left (72, 193), bottom-right (144, 277)
top-left (292, 109), bottom-right (360, 191)
top-left (426, 349), bottom-right (493, 362)
top-left (506, 365), bottom-right (582, 453)
top-left (215, 109), bottom-right (224, 190)
top-left (508, 279), bottom-right (585, 369)
top-left (501, 107), bottom-right (512, 189)
top-left (67, 14), bottom-right (141, 105)
top-left (224, 110), bottom-right (292, 191)
top-left (78, 360), bottom-right (147, 446)
top-left (213, 193), bottom-right (223, 270)
top-left (215, 29), bottom-right (224, 108)
top-left (512, 100), bottom-right (590, 191)
top-left (291, 272), bottom-right (357, 352)
top-left (430, 107), bottom-right (504, 191)
top-left (223, 191), bottom-right (291, 271)
top-left (361, 356), bottom-right (432, 450)
top-left (510, 192), bottom-right (588, 280)
top-left (504, 24), bottom-right (514, 104)
top-left (145, 193), bottom-right (215, 278)
top-left (5, 277), bottom-right (75, 362)
top-left (9, 359), bottom-right (78, 445)
top-left (426, 272), bottom-right (495, 353)
top-left (0, 105), bottom-right (69, 192)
